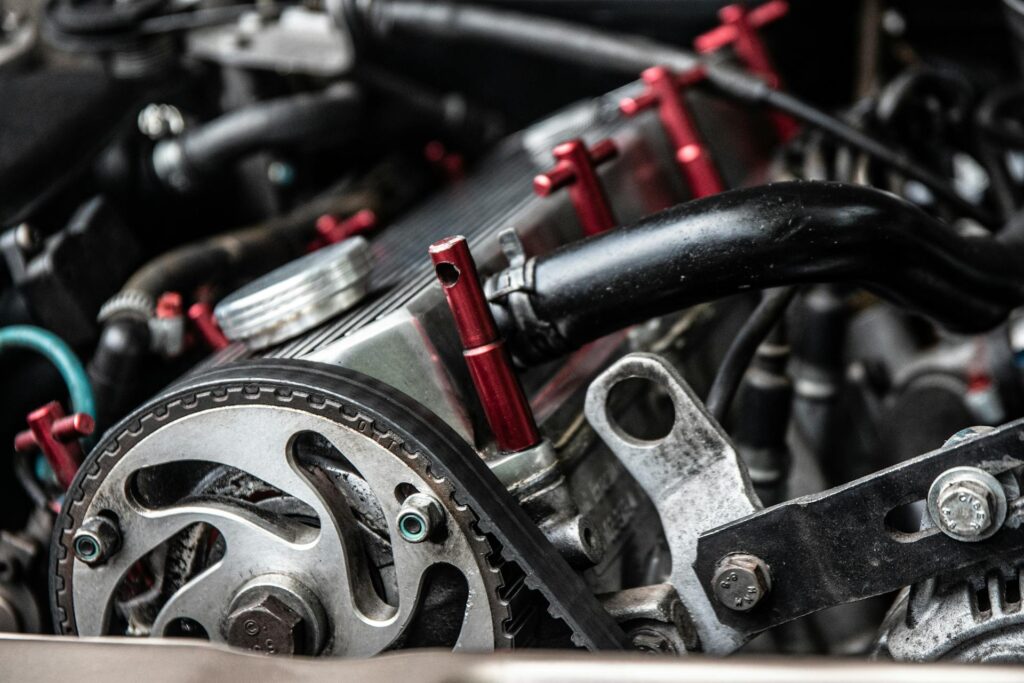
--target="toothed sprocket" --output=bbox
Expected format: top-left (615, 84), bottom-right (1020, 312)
top-left (51, 360), bottom-right (528, 654)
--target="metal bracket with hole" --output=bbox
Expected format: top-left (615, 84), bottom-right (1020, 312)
top-left (584, 352), bottom-right (761, 654)
top-left (693, 418), bottom-right (1024, 639)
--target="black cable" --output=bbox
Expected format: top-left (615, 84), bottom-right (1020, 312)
top-left (347, 0), bottom-right (993, 224)
top-left (489, 182), bottom-right (1024, 364)
top-left (705, 286), bottom-right (796, 423)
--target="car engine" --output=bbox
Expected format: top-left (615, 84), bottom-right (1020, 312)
top-left (3, 0), bottom-right (1024, 677)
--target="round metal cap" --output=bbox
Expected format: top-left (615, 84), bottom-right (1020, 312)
top-left (214, 237), bottom-right (372, 349)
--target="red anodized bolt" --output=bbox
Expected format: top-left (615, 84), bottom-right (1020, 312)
top-left (14, 401), bottom-right (94, 489)
top-left (188, 302), bottom-right (230, 350)
top-left (695, 0), bottom-right (799, 141)
top-left (620, 66), bottom-right (724, 198)
top-left (534, 138), bottom-right (619, 237)
top-left (429, 235), bottom-right (540, 453)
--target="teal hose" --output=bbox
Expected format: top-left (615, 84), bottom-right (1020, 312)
top-left (0, 325), bottom-right (96, 422)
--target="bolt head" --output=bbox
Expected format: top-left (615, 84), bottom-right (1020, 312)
top-left (928, 466), bottom-right (1007, 542)
top-left (712, 554), bottom-right (771, 612)
top-left (225, 593), bottom-right (305, 656)
top-left (937, 483), bottom-right (993, 536)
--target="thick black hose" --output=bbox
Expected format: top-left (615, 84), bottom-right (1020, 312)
top-left (152, 84), bottom-right (362, 192)
top-left (705, 286), bottom-right (796, 423)
top-left (350, 0), bottom-right (992, 224)
top-left (489, 182), bottom-right (1024, 364)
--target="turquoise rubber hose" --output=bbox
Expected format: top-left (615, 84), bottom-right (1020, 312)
top-left (0, 325), bottom-right (96, 422)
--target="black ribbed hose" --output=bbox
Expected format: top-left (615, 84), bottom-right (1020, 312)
top-left (489, 181), bottom-right (1024, 364)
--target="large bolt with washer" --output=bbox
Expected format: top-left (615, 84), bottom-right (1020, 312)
top-left (396, 493), bottom-right (446, 543)
top-left (712, 553), bottom-right (771, 612)
top-left (73, 515), bottom-right (121, 566)
top-left (224, 593), bottom-right (306, 656)
top-left (927, 465), bottom-right (1007, 542)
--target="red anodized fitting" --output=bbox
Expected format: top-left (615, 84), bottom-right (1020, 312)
top-left (188, 302), bottom-right (230, 350)
top-left (534, 138), bottom-right (618, 237)
top-left (155, 291), bottom-right (184, 319)
top-left (429, 235), bottom-right (540, 453)
top-left (14, 401), bottom-right (94, 489)
top-left (695, 0), bottom-right (799, 141)
top-left (309, 209), bottom-right (378, 251)
top-left (620, 66), bottom-right (724, 198)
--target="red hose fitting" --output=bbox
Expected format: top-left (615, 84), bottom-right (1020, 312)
top-left (429, 236), bottom-right (540, 453)
top-left (534, 138), bottom-right (618, 236)
top-left (620, 66), bottom-right (724, 198)
top-left (14, 401), bottom-right (94, 489)
top-left (309, 209), bottom-right (378, 251)
top-left (188, 302), bottom-right (230, 350)
top-left (695, 0), bottom-right (798, 141)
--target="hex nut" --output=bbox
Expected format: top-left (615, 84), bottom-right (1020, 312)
top-left (712, 553), bottom-right (771, 612)
top-left (224, 593), bottom-right (306, 656)
top-left (73, 515), bottom-right (121, 566)
top-left (397, 493), bottom-right (446, 543)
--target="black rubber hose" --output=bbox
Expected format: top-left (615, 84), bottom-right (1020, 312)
top-left (123, 156), bottom-right (423, 300)
top-left (348, 0), bottom-right (992, 224)
top-left (152, 84), bottom-right (362, 192)
top-left (705, 286), bottom-right (796, 423)
top-left (489, 181), bottom-right (1024, 364)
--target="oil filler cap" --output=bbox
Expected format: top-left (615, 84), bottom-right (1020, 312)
top-left (214, 237), bottom-right (372, 350)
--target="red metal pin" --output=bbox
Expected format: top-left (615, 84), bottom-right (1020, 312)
top-left (621, 66), bottom-right (724, 198)
top-left (308, 209), bottom-right (378, 251)
top-left (695, 0), bottom-right (798, 141)
top-left (188, 302), bottom-right (230, 350)
top-left (429, 236), bottom-right (540, 453)
top-left (14, 401), bottom-right (94, 489)
top-left (156, 291), bottom-right (184, 319)
top-left (534, 139), bottom-right (618, 237)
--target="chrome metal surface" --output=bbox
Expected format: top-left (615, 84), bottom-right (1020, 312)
top-left (584, 352), bottom-right (761, 654)
top-left (215, 237), bottom-right (372, 349)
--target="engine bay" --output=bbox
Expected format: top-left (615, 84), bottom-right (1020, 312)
top-left (2, 0), bottom-right (1024, 676)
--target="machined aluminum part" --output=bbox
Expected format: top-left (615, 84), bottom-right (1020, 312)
top-left (214, 237), bottom-right (372, 350)
top-left (584, 352), bottom-right (761, 654)
top-left (52, 369), bottom-right (513, 654)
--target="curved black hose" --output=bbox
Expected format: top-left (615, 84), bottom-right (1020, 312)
top-left (152, 84), bottom-right (362, 192)
top-left (348, 0), bottom-right (992, 224)
top-left (705, 286), bottom-right (796, 423)
top-left (976, 84), bottom-right (1024, 148)
top-left (489, 181), bottom-right (1024, 364)
top-left (47, 0), bottom-right (168, 35)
